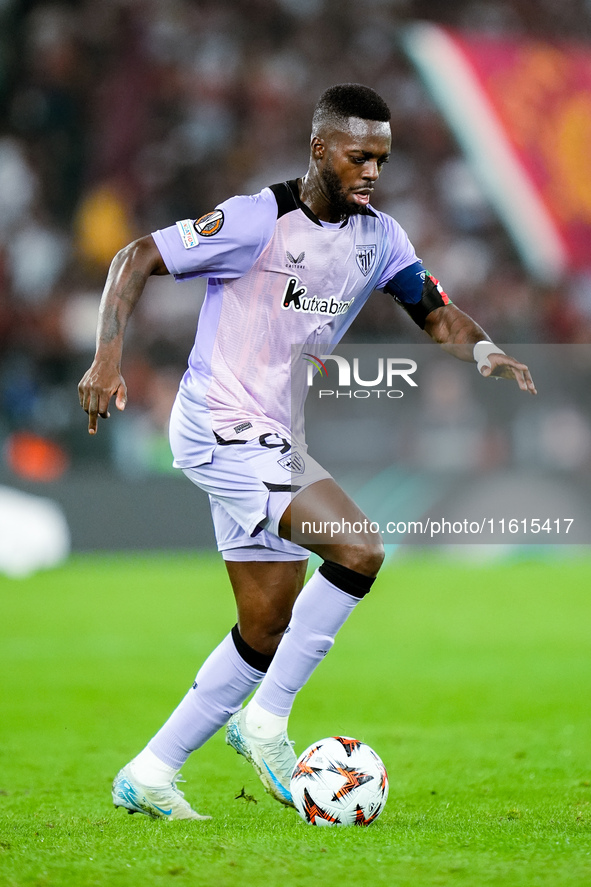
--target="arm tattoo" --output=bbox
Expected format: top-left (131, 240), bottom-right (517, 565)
top-left (99, 269), bottom-right (146, 345)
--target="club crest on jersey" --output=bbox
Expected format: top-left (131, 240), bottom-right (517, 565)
top-left (282, 277), bottom-right (354, 316)
top-left (277, 451), bottom-right (305, 474)
top-left (355, 244), bottom-right (376, 276)
top-left (285, 250), bottom-right (306, 269)
top-left (194, 209), bottom-right (224, 237)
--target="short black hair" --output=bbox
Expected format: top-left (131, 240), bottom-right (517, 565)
top-left (312, 83), bottom-right (391, 135)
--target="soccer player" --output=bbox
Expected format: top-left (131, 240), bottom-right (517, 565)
top-left (79, 84), bottom-right (536, 820)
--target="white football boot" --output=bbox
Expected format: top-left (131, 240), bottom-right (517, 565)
top-left (112, 764), bottom-right (211, 821)
top-left (225, 709), bottom-right (296, 807)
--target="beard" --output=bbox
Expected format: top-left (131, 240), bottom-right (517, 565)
top-left (320, 160), bottom-right (364, 218)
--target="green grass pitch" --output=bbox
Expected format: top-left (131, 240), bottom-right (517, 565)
top-left (1, 552), bottom-right (591, 886)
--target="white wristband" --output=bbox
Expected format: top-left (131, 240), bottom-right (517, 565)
top-left (473, 340), bottom-right (505, 375)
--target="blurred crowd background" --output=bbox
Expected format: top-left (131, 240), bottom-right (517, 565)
top-left (1, 0), bottom-right (591, 482)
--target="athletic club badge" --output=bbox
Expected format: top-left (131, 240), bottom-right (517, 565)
top-left (277, 452), bottom-right (305, 474)
top-left (355, 244), bottom-right (376, 276)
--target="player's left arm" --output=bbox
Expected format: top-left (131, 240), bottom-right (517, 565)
top-left (424, 302), bottom-right (537, 394)
top-left (383, 262), bottom-right (536, 395)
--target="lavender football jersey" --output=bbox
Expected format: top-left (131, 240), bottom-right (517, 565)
top-left (153, 180), bottom-right (417, 467)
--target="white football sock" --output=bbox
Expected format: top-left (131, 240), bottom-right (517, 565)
top-left (130, 747), bottom-right (179, 787)
top-left (141, 630), bottom-right (267, 772)
top-left (252, 567), bottom-right (361, 718)
top-left (244, 697), bottom-right (289, 738)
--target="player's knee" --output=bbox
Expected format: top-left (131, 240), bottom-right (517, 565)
top-left (365, 540), bottom-right (385, 576)
top-left (341, 540), bottom-right (385, 578)
top-left (318, 548), bottom-right (383, 601)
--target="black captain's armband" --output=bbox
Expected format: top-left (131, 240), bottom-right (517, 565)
top-left (384, 261), bottom-right (451, 329)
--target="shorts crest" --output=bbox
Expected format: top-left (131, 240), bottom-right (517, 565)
top-left (277, 452), bottom-right (305, 474)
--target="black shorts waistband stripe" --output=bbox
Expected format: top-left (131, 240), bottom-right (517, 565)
top-left (214, 431), bottom-right (247, 446)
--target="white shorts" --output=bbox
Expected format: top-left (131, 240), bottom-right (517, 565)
top-left (180, 433), bottom-right (332, 561)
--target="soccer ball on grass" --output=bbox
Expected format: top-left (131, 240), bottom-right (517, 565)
top-left (290, 736), bottom-right (388, 826)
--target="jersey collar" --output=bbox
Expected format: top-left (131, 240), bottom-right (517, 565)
top-left (287, 179), bottom-right (349, 228)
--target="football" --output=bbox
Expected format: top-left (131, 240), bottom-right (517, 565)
top-left (290, 736), bottom-right (389, 826)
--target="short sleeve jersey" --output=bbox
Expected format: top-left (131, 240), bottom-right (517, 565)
top-left (153, 180), bottom-right (418, 467)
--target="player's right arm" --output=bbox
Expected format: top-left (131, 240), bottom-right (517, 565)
top-left (78, 235), bottom-right (168, 435)
top-left (79, 190), bottom-right (277, 434)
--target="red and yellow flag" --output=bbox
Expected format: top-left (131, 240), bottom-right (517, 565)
top-left (404, 25), bottom-right (591, 280)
